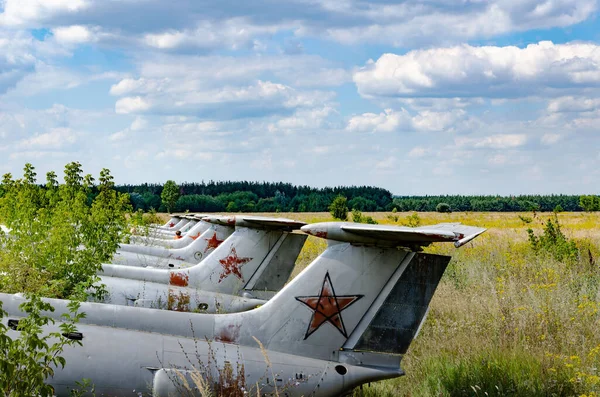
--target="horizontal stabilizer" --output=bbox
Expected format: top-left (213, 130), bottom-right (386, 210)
top-left (204, 215), bottom-right (306, 230)
top-left (302, 222), bottom-right (486, 249)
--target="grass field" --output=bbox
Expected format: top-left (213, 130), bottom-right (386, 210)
top-left (167, 211), bottom-right (600, 396)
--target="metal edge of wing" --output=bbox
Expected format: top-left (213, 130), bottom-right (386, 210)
top-left (453, 227), bottom-right (487, 248)
top-left (340, 224), bottom-right (457, 242)
top-left (239, 216), bottom-right (307, 229)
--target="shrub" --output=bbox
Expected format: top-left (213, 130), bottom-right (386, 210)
top-left (402, 212), bottom-right (421, 227)
top-left (436, 203), bottom-right (452, 213)
top-left (527, 215), bottom-right (578, 263)
top-left (0, 162), bottom-right (130, 299)
top-left (351, 209), bottom-right (378, 224)
top-left (329, 195), bottom-right (348, 221)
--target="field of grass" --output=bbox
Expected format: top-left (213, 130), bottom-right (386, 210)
top-left (165, 211), bottom-right (600, 396)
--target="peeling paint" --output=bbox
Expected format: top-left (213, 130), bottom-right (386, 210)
top-left (215, 324), bottom-right (241, 344)
top-left (218, 247), bottom-right (252, 283)
top-left (315, 231), bottom-right (328, 239)
top-left (188, 232), bottom-right (202, 240)
top-left (169, 272), bottom-right (189, 287)
top-left (204, 232), bottom-right (224, 253)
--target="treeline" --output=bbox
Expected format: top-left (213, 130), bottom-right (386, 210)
top-left (116, 181), bottom-right (393, 213)
top-left (115, 181), bottom-right (597, 213)
top-left (392, 195), bottom-right (592, 212)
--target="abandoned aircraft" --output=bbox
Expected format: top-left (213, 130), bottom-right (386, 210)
top-left (1, 221), bottom-right (485, 396)
top-left (95, 215), bottom-right (308, 312)
top-left (110, 220), bottom-right (234, 269)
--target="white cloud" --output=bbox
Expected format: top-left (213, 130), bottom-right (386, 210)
top-left (455, 134), bottom-right (527, 149)
top-left (412, 110), bottom-right (466, 132)
top-left (541, 133), bottom-right (562, 145)
top-left (408, 146), bottom-right (429, 158)
top-left (547, 96), bottom-right (600, 113)
top-left (319, 0), bottom-right (596, 46)
top-left (52, 25), bottom-right (95, 44)
top-left (115, 96), bottom-right (152, 114)
top-left (19, 127), bottom-right (77, 149)
top-left (0, 0), bottom-right (89, 26)
top-left (354, 41), bottom-right (600, 99)
top-left (346, 109), bottom-right (409, 133)
top-left (130, 117), bottom-right (148, 131)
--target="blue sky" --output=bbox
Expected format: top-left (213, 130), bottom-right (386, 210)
top-left (1, 0), bottom-right (599, 195)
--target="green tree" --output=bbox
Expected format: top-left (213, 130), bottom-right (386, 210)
top-left (579, 195), bottom-right (600, 212)
top-left (0, 162), bottom-right (130, 299)
top-left (161, 180), bottom-right (180, 213)
top-left (436, 203), bottom-right (452, 213)
top-left (329, 195), bottom-right (349, 221)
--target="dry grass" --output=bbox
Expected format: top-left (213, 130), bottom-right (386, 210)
top-left (157, 211), bottom-right (600, 396)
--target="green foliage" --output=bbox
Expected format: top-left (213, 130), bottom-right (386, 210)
top-left (393, 195), bottom-right (584, 212)
top-left (0, 295), bottom-right (84, 396)
top-left (348, 197), bottom-right (377, 211)
top-left (329, 195), bottom-right (348, 221)
top-left (161, 180), bottom-right (180, 213)
top-left (518, 214), bottom-right (533, 224)
top-left (403, 212), bottom-right (422, 227)
top-left (0, 162), bottom-right (130, 299)
top-left (528, 215), bottom-right (579, 263)
top-left (118, 182), bottom-right (393, 213)
top-left (436, 202), bottom-right (452, 213)
top-left (579, 195), bottom-right (600, 212)
top-left (553, 204), bottom-right (564, 213)
top-left (351, 209), bottom-right (378, 224)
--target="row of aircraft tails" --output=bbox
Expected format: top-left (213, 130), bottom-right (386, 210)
top-left (1, 213), bottom-right (486, 396)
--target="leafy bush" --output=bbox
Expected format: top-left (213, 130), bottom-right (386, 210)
top-left (436, 202), bottom-right (452, 213)
top-left (402, 212), bottom-right (422, 227)
top-left (0, 162), bottom-right (130, 299)
top-left (351, 209), bottom-right (378, 224)
top-left (527, 215), bottom-right (578, 263)
top-left (329, 195), bottom-right (348, 221)
top-left (0, 296), bottom-right (84, 396)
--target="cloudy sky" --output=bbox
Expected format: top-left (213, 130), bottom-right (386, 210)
top-left (1, 0), bottom-right (599, 194)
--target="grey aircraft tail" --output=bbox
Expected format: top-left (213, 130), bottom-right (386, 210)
top-left (216, 222), bottom-right (485, 371)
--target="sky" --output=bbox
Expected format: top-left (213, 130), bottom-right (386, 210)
top-left (1, 0), bottom-right (599, 195)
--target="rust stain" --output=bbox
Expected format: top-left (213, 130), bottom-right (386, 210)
top-left (169, 271), bottom-right (189, 287)
top-left (218, 247), bottom-right (252, 283)
top-left (215, 324), bottom-right (241, 344)
top-left (188, 232), bottom-right (202, 240)
top-left (174, 256), bottom-right (185, 261)
top-left (168, 289), bottom-right (190, 312)
top-left (315, 231), bottom-right (328, 239)
top-left (226, 217), bottom-right (236, 226)
top-left (204, 232), bottom-right (225, 253)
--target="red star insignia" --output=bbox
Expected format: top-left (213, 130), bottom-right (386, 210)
top-left (188, 232), bottom-right (202, 241)
top-left (218, 247), bottom-right (252, 283)
top-left (295, 272), bottom-right (363, 340)
top-left (204, 232), bottom-right (224, 253)
top-left (169, 222), bottom-right (175, 228)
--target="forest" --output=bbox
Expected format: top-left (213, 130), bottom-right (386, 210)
top-left (115, 181), bottom-right (598, 213)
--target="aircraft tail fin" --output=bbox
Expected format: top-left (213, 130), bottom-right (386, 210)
top-left (218, 222), bottom-right (484, 366)
top-left (182, 216), bottom-right (306, 296)
top-left (242, 232), bottom-right (308, 299)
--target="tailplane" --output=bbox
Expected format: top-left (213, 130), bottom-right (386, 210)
top-left (217, 222), bottom-right (485, 366)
